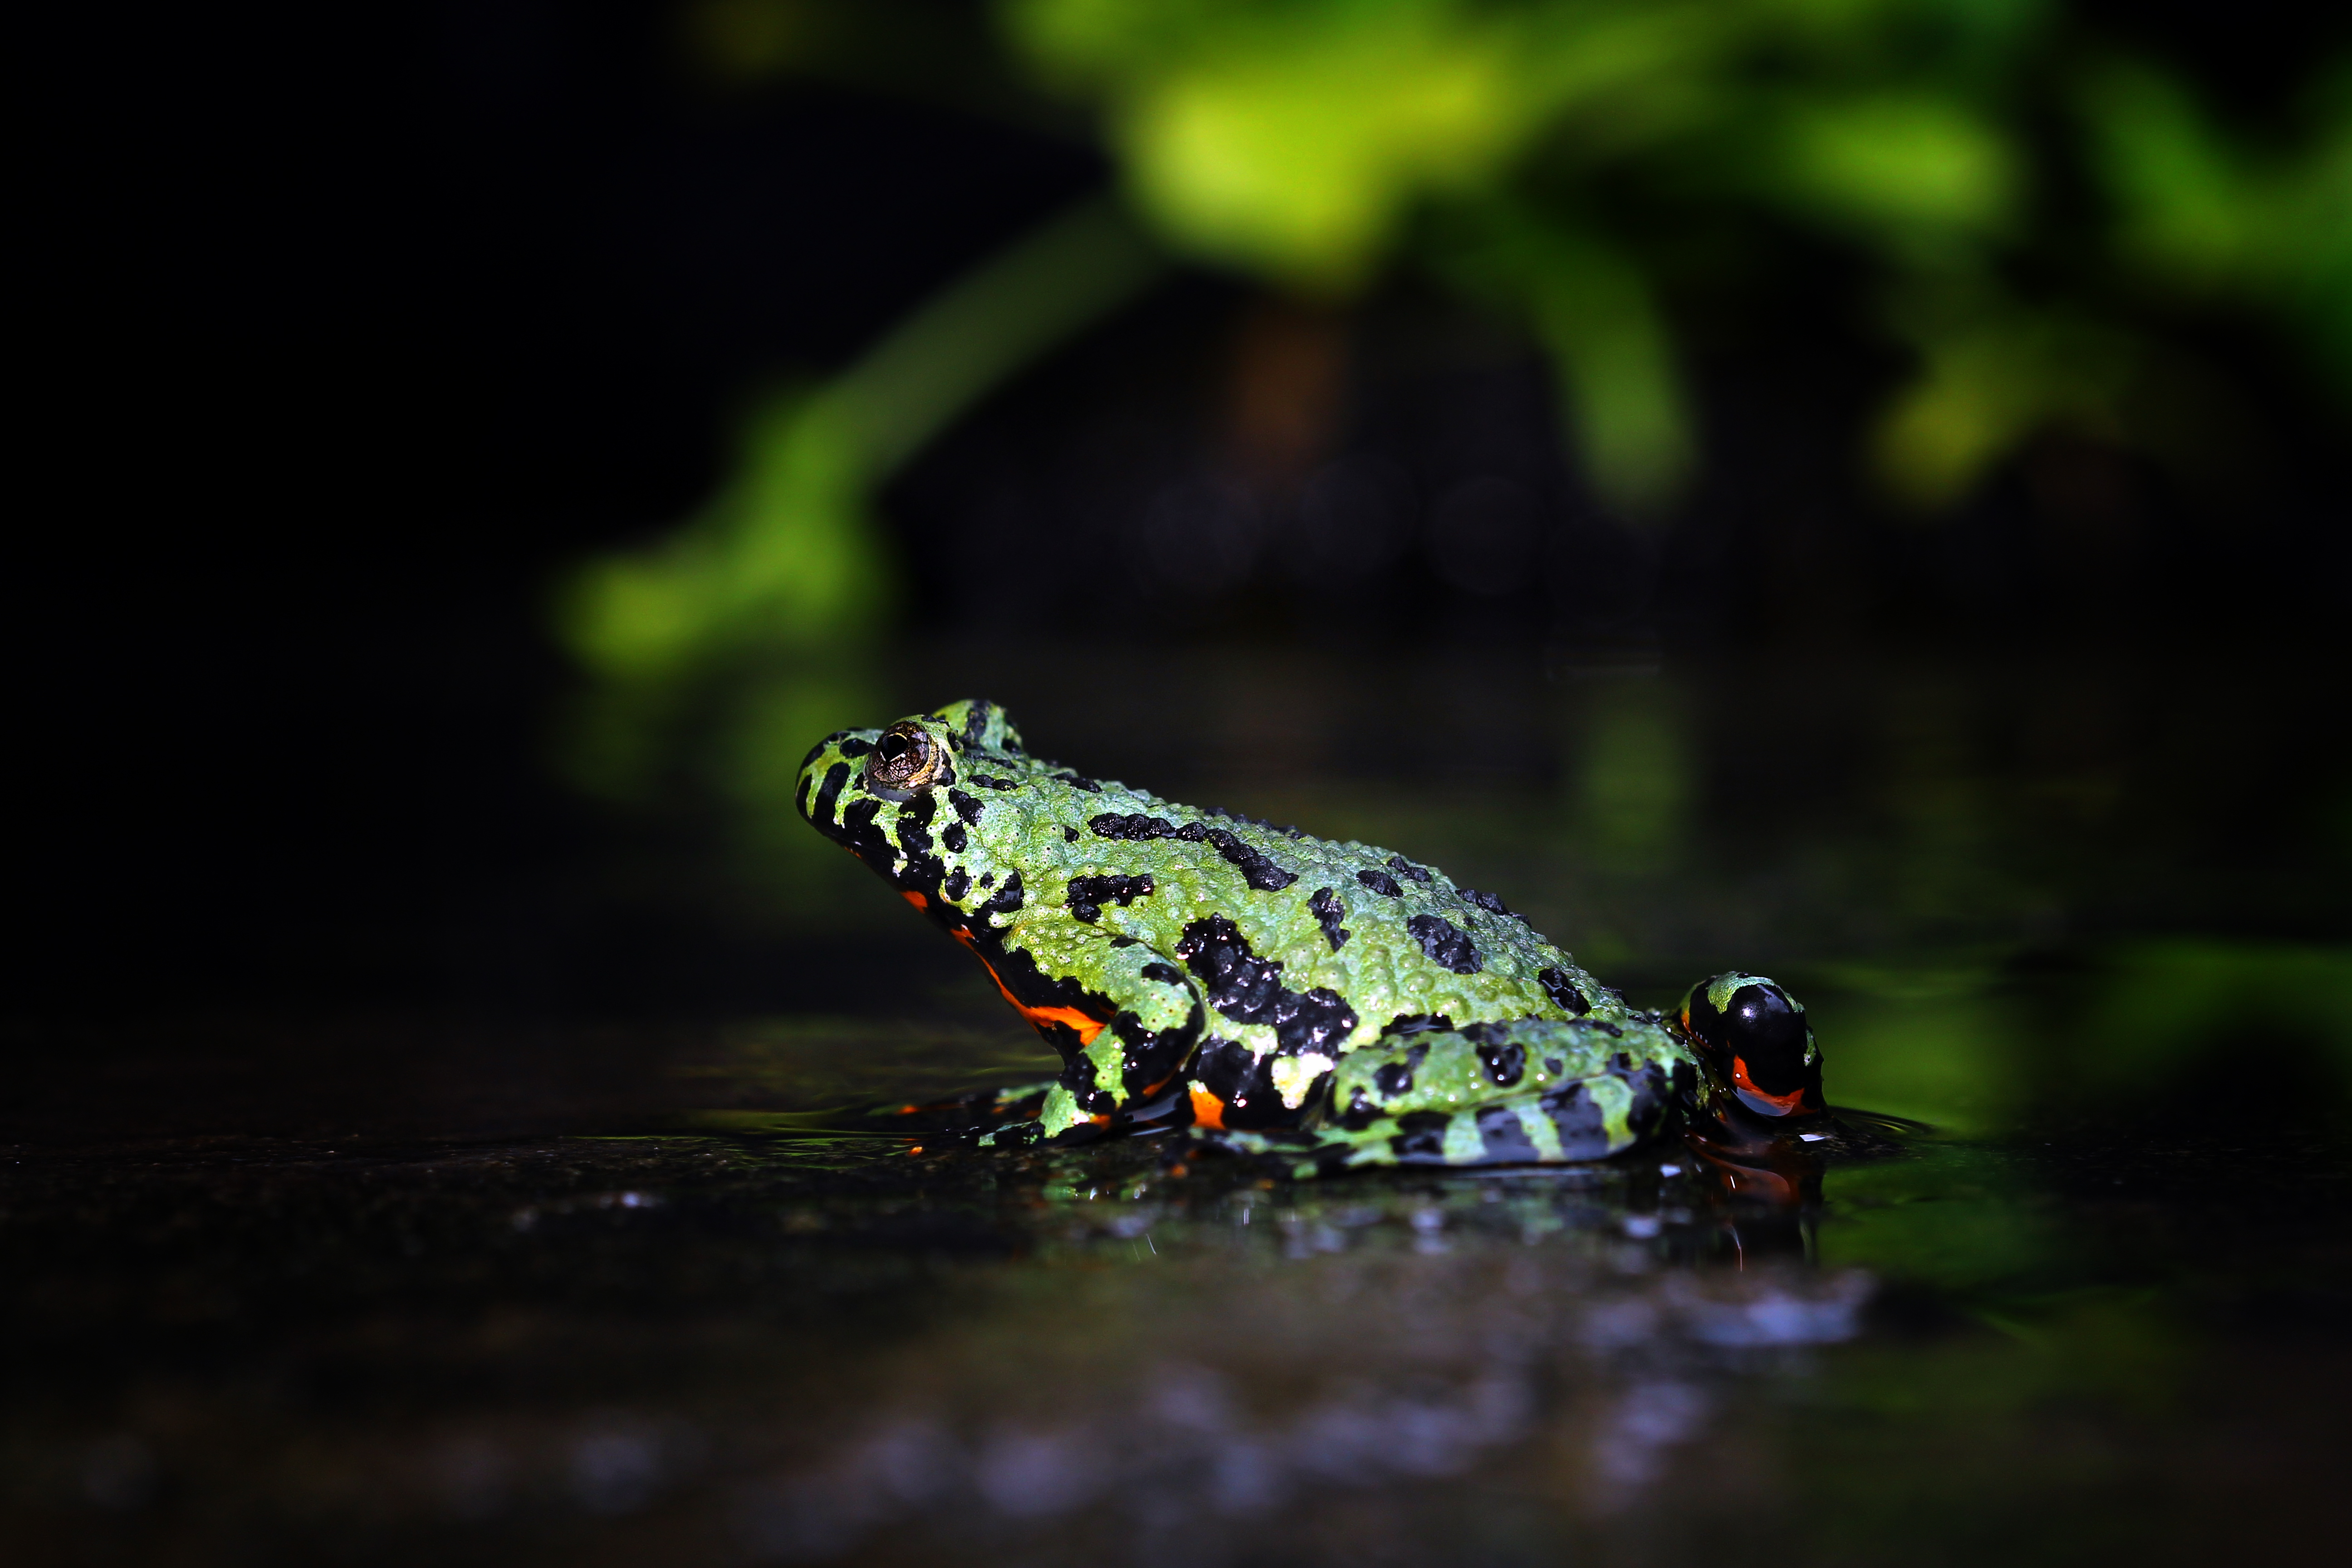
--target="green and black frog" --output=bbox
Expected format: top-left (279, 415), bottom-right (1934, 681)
top-left (798, 700), bottom-right (1824, 1175)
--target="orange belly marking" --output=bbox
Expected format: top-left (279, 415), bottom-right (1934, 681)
top-left (1189, 1088), bottom-right (1227, 1130)
top-left (947, 925), bottom-right (1106, 1045)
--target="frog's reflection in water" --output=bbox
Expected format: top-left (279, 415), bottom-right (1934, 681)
top-left (730, 1132), bottom-right (1877, 1563)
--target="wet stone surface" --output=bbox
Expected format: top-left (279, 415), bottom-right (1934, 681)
top-left (3, 1014), bottom-right (2348, 1568)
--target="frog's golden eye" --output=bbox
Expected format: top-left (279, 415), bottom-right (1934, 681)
top-left (867, 722), bottom-right (948, 799)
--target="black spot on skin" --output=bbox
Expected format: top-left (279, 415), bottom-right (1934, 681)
top-left (837, 736), bottom-right (873, 758)
top-left (1104, 996), bottom-right (1205, 1098)
top-left (1194, 1036), bottom-right (1253, 1101)
top-left (1175, 915), bottom-right (1357, 1060)
top-left (1307, 887), bottom-right (1350, 951)
top-left (1192, 1037), bottom-right (1304, 1130)
top-left (829, 791), bottom-right (945, 898)
top-left (812, 762), bottom-right (851, 826)
top-left (1064, 827), bottom-right (1079, 843)
top-left (975, 777), bottom-right (1019, 792)
top-left (946, 789), bottom-right (984, 825)
top-left (944, 868), bottom-right (971, 902)
top-left (1088, 814), bottom-right (1298, 891)
top-left (977, 871), bottom-right (1024, 923)
top-left (1090, 813), bottom-right (1177, 840)
top-left (1475, 1102), bottom-right (1541, 1162)
top-left (1387, 855), bottom-right (1434, 883)
top-left (1059, 774), bottom-right (1101, 792)
top-left (1203, 828), bottom-right (1299, 890)
top-left (1357, 868), bottom-right (1402, 897)
top-left (960, 706), bottom-right (990, 749)
top-left (979, 872), bottom-right (995, 888)
top-left (1460, 887), bottom-right (1509, 916)
top-left (1140, 962), bottom-right (1184, 986)
top-left (1475, 1039), bottom-right (1526, 1088)
top-left (942, 823), bottom-right (967, 853)
top-left (895, 794), bottom-right (936, 858)
top-left (1406, 914), bottom-right (1483, 974)
top-left (1389, 1111), bottom-right (1450, 1161)
top-left (1372, 1041), bottom-right (1430, 1098)
top-left (1066, 873), bottom-right (1156, 923)
top-left (838, 799), bottom-right (887, 859)
top-left (1544, 1081), bottom-right (1611, 1159)
top-left (1384, 1014), bottom-right (1454, 1037)
top-left (1539, 968), bottom-right (1590, 1015)
top-left (1341, 1085), bottom-right (1383, 1131)
top-left (1543, 1057), bottom-right (1563, 1077)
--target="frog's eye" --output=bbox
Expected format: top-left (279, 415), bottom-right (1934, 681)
top-left (1679, 973), bottom-right (1823, 1119)
top-left (867, 722), bottom-right (949, 799)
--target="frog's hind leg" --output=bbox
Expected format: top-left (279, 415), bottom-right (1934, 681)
top-left (1206, 1018), bottom-right (1690, 1174)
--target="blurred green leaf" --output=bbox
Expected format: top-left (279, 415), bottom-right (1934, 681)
top-left (559, 196), bottom-right (1167, 685)
top-left (1872, 295), bottom-right (2141, 508)
top-left (1009, 0), bottom-right (1546, 290)
top-left (552, 195), bottom-right (1168, 832)
top-left (1769, 92), bottom-right (2020, 256)
top-left (1437, 201), bottom-right (1695, 509)
top-left (575, 0), bottom-right (2352, 774)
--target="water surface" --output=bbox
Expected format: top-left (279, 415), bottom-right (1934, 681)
top-left (7, 648), bottom-right (2347, 1564)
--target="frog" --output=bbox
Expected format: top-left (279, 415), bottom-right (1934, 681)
top-left (797, 700), bottom-right (1824, 1175)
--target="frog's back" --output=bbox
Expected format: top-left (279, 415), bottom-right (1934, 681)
top-left (946, 718), bottom-right (1620, 1050)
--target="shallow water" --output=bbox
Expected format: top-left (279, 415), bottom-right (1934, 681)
top-left (7, 648), bottom-right (2349, 1564)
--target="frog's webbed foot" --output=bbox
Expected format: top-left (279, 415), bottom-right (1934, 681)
top-left (972, 1084), bottom-right (1190, 1152)
top-left (1201, 1017), bottom-right (1690, 1175)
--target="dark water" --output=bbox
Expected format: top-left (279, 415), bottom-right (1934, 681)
top-left (7, 648), bottom-right (2349, 1565)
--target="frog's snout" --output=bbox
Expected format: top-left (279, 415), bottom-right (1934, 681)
top-left (1679, 973), bottom-right (1825, 1120)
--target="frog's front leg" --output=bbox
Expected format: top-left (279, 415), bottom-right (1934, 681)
top-left (976, 940), bottom-right (1203, 1149)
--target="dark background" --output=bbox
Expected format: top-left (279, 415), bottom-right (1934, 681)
top-left (17, 0), bottom-right (2347, 1020)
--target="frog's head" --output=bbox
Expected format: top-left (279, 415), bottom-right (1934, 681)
top-left (1679, 973), bottom-right (1825, 1121)
top-left (795, 700), bottom-right (1024, 880)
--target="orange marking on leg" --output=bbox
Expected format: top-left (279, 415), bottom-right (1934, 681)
top-left (1189, 1088), bottom-right (1228, 1131)
top-left (901, 890), bottom-right (929, 911)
